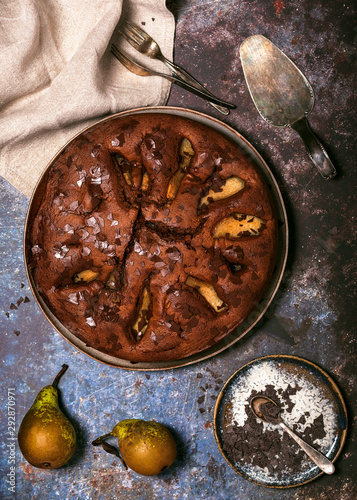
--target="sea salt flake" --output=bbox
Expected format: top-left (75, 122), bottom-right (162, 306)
top-left (96, 240), bottom-right (109, 251)
top-left (104, 245), bottom-right (116, 257)
top-left (86, 316), bottom-right (96, 327)
top-left (53, 196), bottom-right (62, 206)
top-left (69, 200), bottom-right (79, 211)
top-left (152, 245), bottom-right (161, 256)
top-left (80, 229), bottom-right (90, 240)
top-left (31, 245), bottom-right (42, 254)
top-left (97, 216), bottom-right (105, 227)
top-left (54, 245), bottom-right (69, 259)
top-left (81, 247), bottom-right (91, 257)
top-left (62, 256), bottom-right (72, 267)
top-left (89, 166), bottom-right (101, 177)
top-left (63, 224), bottom-right (74, 234)
top-left (90, 176), bottom-right (102, 185)
top-left (68, 293), bottom-right (79, 305)
top-left (86, 216), bottom-right (97, 227)
top-left (134, 241), bottom-right (144, 255)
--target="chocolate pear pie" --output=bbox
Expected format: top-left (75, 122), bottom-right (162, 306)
top-left (26, 113), bottom-right (278, 362)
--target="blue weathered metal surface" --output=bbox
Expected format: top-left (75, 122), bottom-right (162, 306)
top-left (1, 0), bottom-right (356, 498)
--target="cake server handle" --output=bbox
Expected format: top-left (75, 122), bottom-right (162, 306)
top-left (291, 118), bottom-right (337, 180)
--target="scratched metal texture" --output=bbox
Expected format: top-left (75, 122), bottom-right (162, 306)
top-left (1, 0), bottom-right (356, 499)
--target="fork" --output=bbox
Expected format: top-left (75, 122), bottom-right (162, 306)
top-left (110, 44), bottom-right (235, 110)
top-left (117, 22), bottom-right (235, 115)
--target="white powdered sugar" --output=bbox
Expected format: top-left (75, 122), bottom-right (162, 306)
top-left (229, 358), bottom-right (338, 452)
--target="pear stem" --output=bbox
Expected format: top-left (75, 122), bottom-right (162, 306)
top-left (92, 433), bottom-right (112, 446)
top-left (92, 433), bottom-right (127, 470)
top-left (52, 364), bottom-right (69, 388)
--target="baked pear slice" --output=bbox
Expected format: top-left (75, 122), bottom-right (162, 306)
top-left (186, 276), bottom-right (227, 313)
top-left (214, 213), bottom-right (265, 239)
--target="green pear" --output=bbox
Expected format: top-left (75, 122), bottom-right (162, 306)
top-left (93, 419), bottom-right (177, 476)
top-left (18, 364), bottom-right (76, 469)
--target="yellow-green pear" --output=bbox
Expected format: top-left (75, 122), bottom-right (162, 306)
top-left (93, 419), bottom-right (177, 476)
top-left (18, 365), bottom-right (76, 469)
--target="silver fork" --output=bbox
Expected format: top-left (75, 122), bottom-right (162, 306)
top-left (117, 22), bottom-right (235, 115)
top-left (110, 44), bottom-right (235, 110)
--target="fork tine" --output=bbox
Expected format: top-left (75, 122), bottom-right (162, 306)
top-left (118, 27), bottom-right (140, 48)
top-left (119, 22), bottom-right (145, 47)
top-left (110, 44), bottom-right (151, 77)
top-left (111, 44), bottom-right (130, 66)
top-left (111, 44), bottom-right (131, 69)
top-left (124, 22), bottom-right (146, 40)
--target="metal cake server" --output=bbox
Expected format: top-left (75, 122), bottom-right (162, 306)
top-left (240, 35), bottom-right (336, 180)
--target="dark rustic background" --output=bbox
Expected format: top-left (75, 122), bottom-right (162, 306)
top-left (1, 0), bottom-right (356, 498)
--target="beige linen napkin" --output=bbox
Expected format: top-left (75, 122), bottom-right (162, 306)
top-left (0, 0), bottom-right (175, 197)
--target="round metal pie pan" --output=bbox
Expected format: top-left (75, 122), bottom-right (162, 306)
top-left (24, 106), bottom-right (289, 370)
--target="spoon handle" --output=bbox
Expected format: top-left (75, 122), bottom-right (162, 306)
top-left (279, 421), bottom-right (335, 474)
top-left (291, 116), bottom-right (337, 180)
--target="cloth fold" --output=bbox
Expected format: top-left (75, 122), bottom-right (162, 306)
top-left (0, 0), bottom-right (175, 197)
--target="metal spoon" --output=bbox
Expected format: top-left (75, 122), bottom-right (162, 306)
top-left (250, 395), bottom-right (335, 475)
